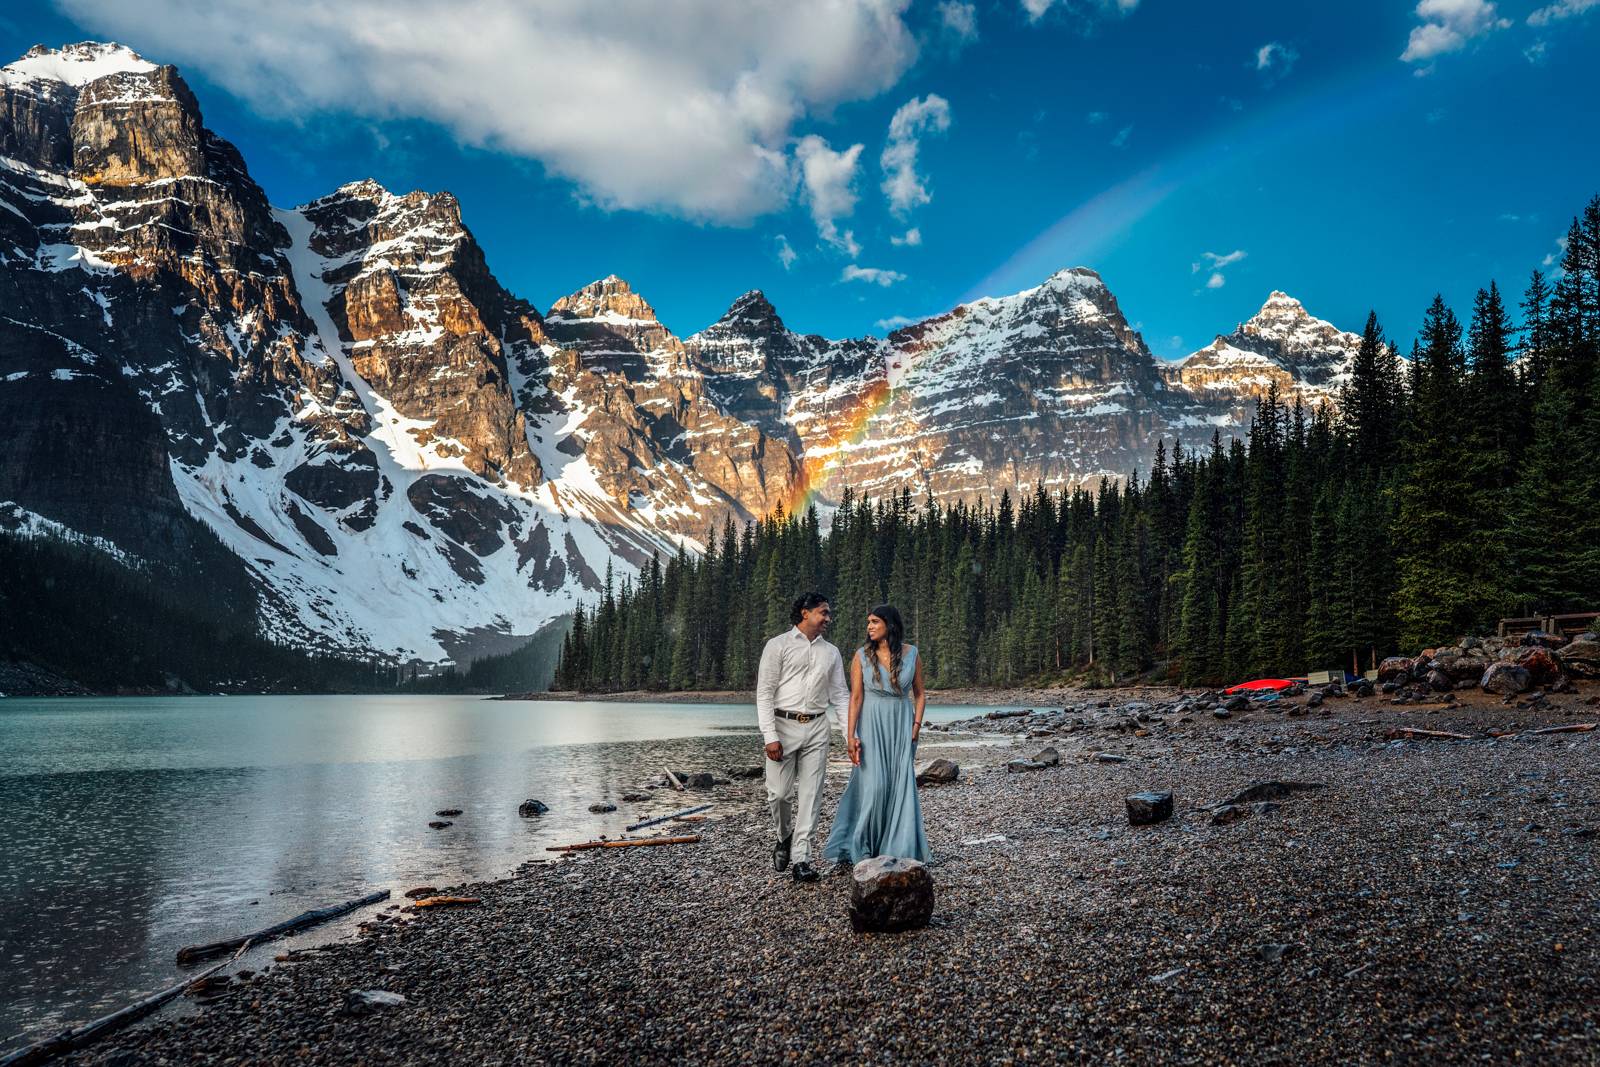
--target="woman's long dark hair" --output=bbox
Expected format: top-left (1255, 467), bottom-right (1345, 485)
top-left (862, 604), bottom-right (906, 695)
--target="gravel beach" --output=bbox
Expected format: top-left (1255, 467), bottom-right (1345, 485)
top-left (61, 685), bottom-right (1600, 1065)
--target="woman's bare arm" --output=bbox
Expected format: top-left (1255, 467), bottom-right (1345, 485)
top-left (848, 654), bottom-right (865, 766)
top-left (911, 648), bottom-right (926, 742)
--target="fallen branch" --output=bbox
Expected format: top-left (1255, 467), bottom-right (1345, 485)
top-left (663, 768), bottom-right (686, 792)
top-left (547, 835), bottom-right (701, 852)
top-left (1385, 727), bottom-right (1472, 741)
top-left (409, 896), bottom-right (481, 909)
top-left (174, 889), bottom-right (390, 964)
top-left (625, 803), bottom-right (712, 831)
top-left (0, 940), bottom-right (252, 1067)
top-left (672, 815), bottom-right (708, 823)
top-left (1528, 722), bottom-right (1597, 735)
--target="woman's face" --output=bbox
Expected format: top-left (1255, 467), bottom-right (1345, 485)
top-left (866, 614), bottom-right (885, 641)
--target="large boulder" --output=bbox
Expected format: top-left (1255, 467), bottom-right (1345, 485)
top-left (1521, 630), bottom-right (1565, 649)
top-left (1377, 656), bottom-right (1413, 682)
top-left (518, 799), bottom-right (549, 817)
top-left (1481, 663), bottom-right (1531, 695)
top-left (848, 856), bottom-right (934, 933)
top-left (1556, 638), bottom-right (1600, 679)
top-left (1513, 646), bottom-right (1566, 687)
top-left (1436, 655), bottom-right (1492, 682)
top-left (915, 758), bottom-right (960, 785)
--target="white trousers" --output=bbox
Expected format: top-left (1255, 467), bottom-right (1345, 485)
top-left (764, 713), bottom-right (830, 863)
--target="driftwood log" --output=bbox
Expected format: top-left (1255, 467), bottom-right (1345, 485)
top-left (1385, 727), bottom-right (1473, 741)
top-left (547, 835), bottom-right (701, 852)
top-left (409, 896), bottom-right (481, 909)
top-left (0, 941), bottom-right (252, 1067)
top-left (625, 804), bottom-right (712, 831)
top-left (175, 889), bottom-right (390, 964)
top-left (663, 768), bottom-right (686, 792)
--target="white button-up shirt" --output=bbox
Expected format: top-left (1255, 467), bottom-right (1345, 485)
top-left (755, 626), bottom-right (850, 744)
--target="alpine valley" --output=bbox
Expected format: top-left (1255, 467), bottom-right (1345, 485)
top-left (0, 43), bottom-right (1363, 671)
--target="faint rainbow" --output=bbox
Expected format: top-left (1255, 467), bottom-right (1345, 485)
top-left (771, 59), bottom-right (1408, 519)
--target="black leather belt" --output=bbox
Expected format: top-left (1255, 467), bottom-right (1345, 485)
top-left (775, 708), bottom-right (819, 723)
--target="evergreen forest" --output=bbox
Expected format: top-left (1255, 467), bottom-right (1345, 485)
top-left (555, 196), bottom-right (1600, 691)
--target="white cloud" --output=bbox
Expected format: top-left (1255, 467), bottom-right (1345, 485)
top-left (1528, 0), bottom-right (1599, 25)
top-left (795, 135), bottom-right (863, 255)
top-left (876, 314), bottom-right (917, 330)
top-left (1193, 249), bottom-right (1246, 290)
top-left (1021, 0), bottom-right (1139, 23)
top-left (938, 1), bottom-right (978, 43)
top-left (890, 227), bottom-right (922, 246)
top-left (54, 0), bottom-right (920, 223)
top-left (881, 94), bottom-right (951, 218)
top-left (1086, 110), bottom-right (1109, 124)
top-left (1196, 249), bottom-right (1247, 270)
top-left (841, 265), bottom-right (906, 286)
top-left (1255, 41), bottom-right (1299, 81)
top-left (1524, 40), bottom-right (1548, 63)
top-left (1401, 0), bottom-right (1510, 63)
top-left (1111, 124), bottom-right (1133, 148)
top-left (775, 234), bottom-right (798, 270)
top-left (1543, 234), bottom-right (1569, 271)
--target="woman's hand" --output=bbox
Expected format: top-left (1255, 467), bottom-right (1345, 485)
top-left (847, 735), bottom-right (862, 766)
top-left (911, 718), bottom-right (921, 743)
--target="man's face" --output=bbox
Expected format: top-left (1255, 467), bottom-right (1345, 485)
top-left (803, 602), bottom-right (833, 633)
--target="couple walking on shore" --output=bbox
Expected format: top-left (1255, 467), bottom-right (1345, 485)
top-left (755, 592), bottom-right (930, 883)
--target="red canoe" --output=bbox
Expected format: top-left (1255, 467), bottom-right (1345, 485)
top-left (1222, 678), bottom-right (1301, 694)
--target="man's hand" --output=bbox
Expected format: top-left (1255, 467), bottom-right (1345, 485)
top-left (764, 741), bottom-right (783, 762)
top-left (847, 735), bottom-right (862, 766)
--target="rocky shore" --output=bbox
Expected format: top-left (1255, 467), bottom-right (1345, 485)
top-left (57, 681), bottom-right (1600, 1065)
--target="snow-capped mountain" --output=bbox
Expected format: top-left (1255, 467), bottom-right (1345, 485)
top-left (0, 43), bottom-right (1363, 666)
top-left (1167, 291), bottom-right (1361, 404)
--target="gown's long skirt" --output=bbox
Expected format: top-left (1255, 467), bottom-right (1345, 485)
top-left (823, 646), bottom-right (931, 864)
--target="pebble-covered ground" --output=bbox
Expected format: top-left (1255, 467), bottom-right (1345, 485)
top-left (63, 685), bottom-right (1600, 1066)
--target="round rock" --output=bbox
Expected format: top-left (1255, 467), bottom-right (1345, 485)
top-left (848, 856), bottom-right (934, 934)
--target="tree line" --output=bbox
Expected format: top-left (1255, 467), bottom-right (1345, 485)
top-left (555, 195), bottom-right (1600, 691)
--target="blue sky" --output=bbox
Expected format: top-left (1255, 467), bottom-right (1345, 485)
top-left (4, 0), bottom-right (1597, 357)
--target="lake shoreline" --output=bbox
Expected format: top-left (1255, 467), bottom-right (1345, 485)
top-left (498, 683), bottom-right (1139, 705)
top-left (57, 682), bottom-right (1600, 1065)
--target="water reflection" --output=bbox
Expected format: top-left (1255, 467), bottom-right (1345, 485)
top-left (0, 695), bottom-right (1001, 1049)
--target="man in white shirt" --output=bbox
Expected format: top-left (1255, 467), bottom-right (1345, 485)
top-left (755, 591), bottom-right (850, 883)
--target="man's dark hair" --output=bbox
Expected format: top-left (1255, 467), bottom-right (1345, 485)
top-left (791, 591), bottom-right (828, 625)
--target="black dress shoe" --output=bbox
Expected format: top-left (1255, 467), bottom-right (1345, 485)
top-left (791, 860), bottom-right (820, 883)
top-left (772, 835), bottom-right (792, 872)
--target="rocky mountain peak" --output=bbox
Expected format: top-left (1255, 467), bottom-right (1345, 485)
top-left (327, 177), bottom-right (393, 203)
top-left (548, 274), bottom-right (659, 324)
top-left (1168, 291), bottom-right (1361, 404)
top-left (1, 42), bottom-right (156, 89)
top-left (702, 289), bottom-right (788, 338)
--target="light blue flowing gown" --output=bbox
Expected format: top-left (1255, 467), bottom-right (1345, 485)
top-left (823, 645), bottom-right (931, 865)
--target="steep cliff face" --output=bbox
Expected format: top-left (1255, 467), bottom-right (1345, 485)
top-left (536, 275), bottom-right (800, 542)
top-left (0, 43), bottom-right (330, 574)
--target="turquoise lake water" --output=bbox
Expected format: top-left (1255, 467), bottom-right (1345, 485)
top-left (0, 694), bottom-right (997, 1049)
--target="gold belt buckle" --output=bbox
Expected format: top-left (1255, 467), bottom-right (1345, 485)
top-left (796, 713), bottom-right (812, 723)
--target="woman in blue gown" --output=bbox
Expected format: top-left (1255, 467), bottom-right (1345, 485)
top-left (823, 604), bottom-right (931, 865)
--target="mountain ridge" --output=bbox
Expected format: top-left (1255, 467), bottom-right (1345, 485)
top-left (0, 41), bottom-right (1364, 666)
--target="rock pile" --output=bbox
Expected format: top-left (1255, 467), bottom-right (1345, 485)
top-left (1384, 630), bottom-right (1598, 699)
